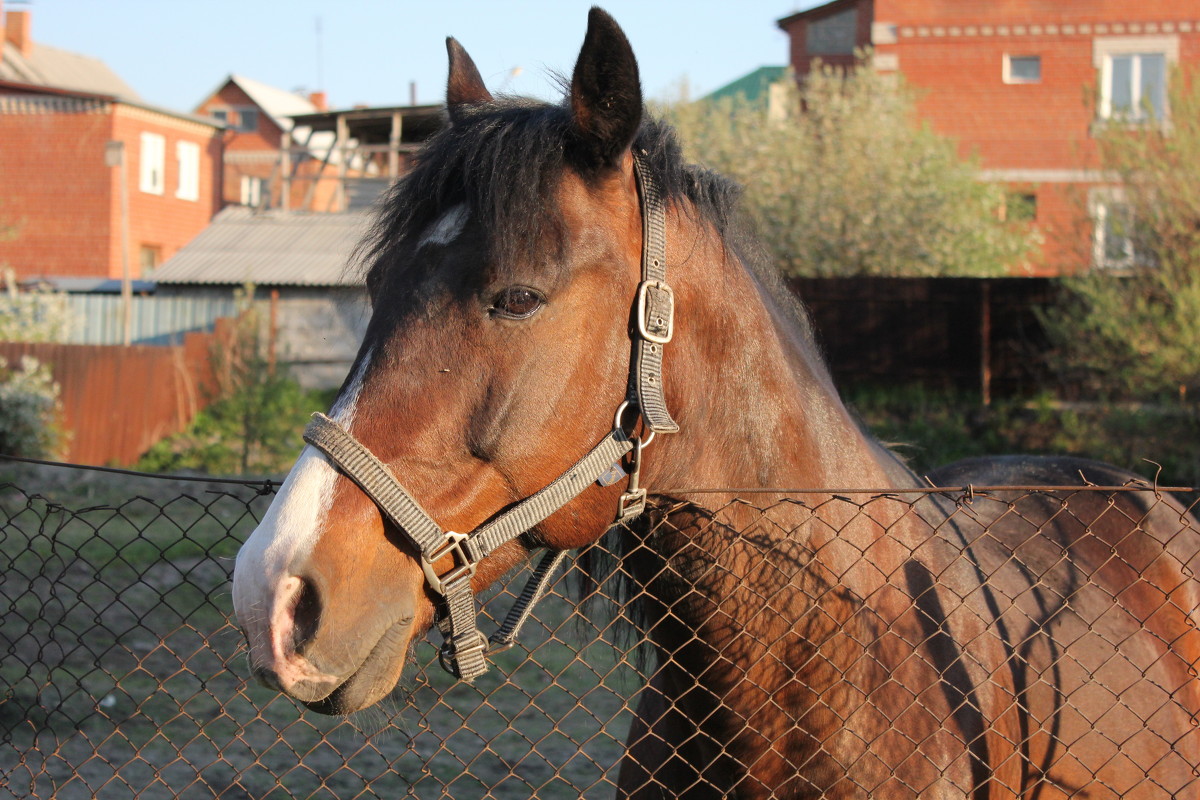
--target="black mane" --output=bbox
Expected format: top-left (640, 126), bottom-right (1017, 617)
top-left (358, 97), bottom-right (742, 291)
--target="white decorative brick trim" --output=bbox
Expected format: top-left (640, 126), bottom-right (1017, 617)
top-left (0, 95), bottom-right (109, 114)
top-left (898, 19), bottom-right (1200, 39)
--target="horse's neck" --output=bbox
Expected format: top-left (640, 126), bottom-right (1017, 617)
top-left (655, 245), bottom-right (894, 493)
top-left (629, 242), bottom-right (923, 792)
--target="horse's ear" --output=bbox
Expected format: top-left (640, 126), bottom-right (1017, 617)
top-left (568, 7), bottom-right (643, 169)
top-left (446, 37), bottom-right (493, 122)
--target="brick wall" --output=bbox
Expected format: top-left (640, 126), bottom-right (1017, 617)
top-left (111, 105), bottom-right (222, 277)
top-left (194, 80), bottom-right (342, 210)
top-left (0, 96), bottom-right (221, 281)
top-left (0, 99), bottom-right (114, 278)
top-left (779, 0), bottom-right (1200, 275)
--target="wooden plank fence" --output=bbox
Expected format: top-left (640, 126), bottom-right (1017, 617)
top-left (0, 323), bottom-right (224, 466)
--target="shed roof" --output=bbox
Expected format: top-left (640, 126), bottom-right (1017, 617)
top-left (704, 66), bottom-right (788, 104)
top-left (152, 206), bottom-right (371, 287)
top-left (0, 40), bottom-right (140, 100)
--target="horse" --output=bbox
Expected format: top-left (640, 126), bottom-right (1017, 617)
top-left (231, 9), bottom-right (1200, 798)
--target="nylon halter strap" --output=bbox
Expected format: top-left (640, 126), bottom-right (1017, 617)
top-left (301, 150), bottom-right (676, 682)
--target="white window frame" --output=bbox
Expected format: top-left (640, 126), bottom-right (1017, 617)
top-left (139, 132), bottom-right (165, 195)
top-left (1003, 54), bottom-right (1041, 84)
top-left (1089, 188), bottom-right (1148, 271)
top-left (240, 175), bottom-right (263, 207)
top-left (1093, 35), bottom-right (1177, 122)
top-left (176, 141), bottom-right (200, 201)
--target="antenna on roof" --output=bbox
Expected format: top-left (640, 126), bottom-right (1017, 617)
top-left (496, 66), bottom-right (523, 93)
top-left (315, 16), bottom-right (324, 92)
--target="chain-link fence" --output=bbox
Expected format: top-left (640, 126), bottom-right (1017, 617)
top-left (1, 461), bottom-right (1198, 798)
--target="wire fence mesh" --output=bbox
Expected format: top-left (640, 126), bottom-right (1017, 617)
top-left (1, 461), bottom-right (1198, 798)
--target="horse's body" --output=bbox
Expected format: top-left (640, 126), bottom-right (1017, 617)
top-left (232, 9), bottom-right (1200, 798)
top-left (615, 455), bottom-right (1200, 798)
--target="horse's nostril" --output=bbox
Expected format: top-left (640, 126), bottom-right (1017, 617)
top-left (292, 577), bottom-right (321, 656)
top-left (253, 665), bottom-right (284, 692)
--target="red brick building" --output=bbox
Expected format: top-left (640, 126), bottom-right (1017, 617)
top-left (193, 75), bottom-right (345, 212)
top-left (192, 75), bottom-right (444, 214)
top-left (778, 0), bottom-right (1200, 274)
top-left (0, 6), bottom-right (222, 282)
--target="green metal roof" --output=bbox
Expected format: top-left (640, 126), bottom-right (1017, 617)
top-left (704, 66), bottom-right (788, 105)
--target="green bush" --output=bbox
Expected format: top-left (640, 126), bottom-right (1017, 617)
top-left (136, 377), bottom-right (326, 475)
top-left (1042, 65), bottom-right (1200, 400)
top-left (0, 355), bottom-right (66, 458)
top-left (1, 268), bottom-right (76, 342)
top-left (847, 385), bottom-right (1200, 487)
top-left (137, 286), bottom-right (335, 475)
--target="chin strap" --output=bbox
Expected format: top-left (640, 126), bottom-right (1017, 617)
top-left (299, 151), bottom-right (677, 682)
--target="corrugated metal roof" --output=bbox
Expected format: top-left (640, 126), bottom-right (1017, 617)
top-left (152, 207), bottom-right (372, 287)
top-left (705, 66), bottom-right (788, 104)
top-left (0, 40), bottom-right (140, 100)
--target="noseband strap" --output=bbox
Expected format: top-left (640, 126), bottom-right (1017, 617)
top-left (304, 414), bottom-right (637, 681)
top-left (300, 151), bottom-right (677, 682)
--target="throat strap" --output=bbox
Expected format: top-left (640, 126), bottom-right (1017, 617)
top-left (631, 151), bottom-right (679, 434)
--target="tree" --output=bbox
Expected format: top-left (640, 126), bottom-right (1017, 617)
top-left (0, 355), bottom-right (65, 458)
top-left (138, 285), bottom-right (316, 475)
top-left (665, 58), bottom-right (1034, 277)
top-left (0, 269), bottom-right (72, 459)
top-left (1042, 67), bottom-right (1200, 399)
top-left (0, 268), bottom-right (76, 342)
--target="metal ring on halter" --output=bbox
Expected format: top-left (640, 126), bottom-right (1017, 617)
top-left (613, 400), bottom-right (656, 449)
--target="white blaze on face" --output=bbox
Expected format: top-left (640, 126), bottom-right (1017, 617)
top-left (232, 350), bottom-right (374, 664)
top-left (417, 204), bottom-right (469, 249)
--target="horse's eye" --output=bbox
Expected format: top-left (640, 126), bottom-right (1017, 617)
top-left (490, 286), bottom-right (545, 320)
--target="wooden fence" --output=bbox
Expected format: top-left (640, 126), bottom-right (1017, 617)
top-left (794, 277), bottom-right (1057, 401)
top-left (0, 324), bottom-right (223, 466)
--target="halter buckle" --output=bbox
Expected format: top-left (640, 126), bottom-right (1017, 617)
top-left (421, 531), bottom-right (476, 596)
top-left (617, 488), bottom-right (647, 520)
top-left (438, 630), bottom-right (488, 678)
top-left (636, 279), bottom-right (674, 344)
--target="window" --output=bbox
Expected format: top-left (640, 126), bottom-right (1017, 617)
top-left (806, 7), bottom-right (857, 56)
top-left (1094, 36), bottom-right (1177, 122)
top-left (1106, 52), bottom-right (1165, 119)
top-left (1096, 201), bottom-right (1134, 268)
top-left (1003, 192), bottom-right (1037, 222)
top-left (240, 175), bottom-right (264, 207)
top-left (210, 106), bottom-right (258, 132)
top-left (1004, 55), bottom-right (1041, 84)
top-left (176, 141), bottom-right (200, 201)
top-left (1091, 191), bottom-right (1153, 270)
top-left (139, 132), bottom-right (165, 195)
top-left (236, 109), bottom-right (258, 132)
top-left (139, 244), bottom-right (161, 276)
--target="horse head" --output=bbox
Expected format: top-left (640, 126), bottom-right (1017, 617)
top-left (231, 8), bottom-right (747, 714)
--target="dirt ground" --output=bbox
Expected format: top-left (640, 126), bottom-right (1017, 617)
top-left (0, 464), bottom-right (643, 799)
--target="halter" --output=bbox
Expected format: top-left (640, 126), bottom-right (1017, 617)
top-left (302, 151), bottom-right (677, 682)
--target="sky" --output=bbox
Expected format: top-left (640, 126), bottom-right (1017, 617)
top-left (21, 1), bottom-right (825, 113)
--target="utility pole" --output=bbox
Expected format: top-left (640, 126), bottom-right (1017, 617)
top-left (105, 140), bottom-right (132, 346)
